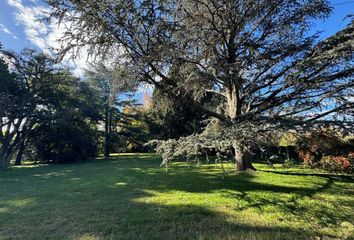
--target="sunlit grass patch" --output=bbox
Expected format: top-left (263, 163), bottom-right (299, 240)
top-left (0, 153), bottom-right (353, 240)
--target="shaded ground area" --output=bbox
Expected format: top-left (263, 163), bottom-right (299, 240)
top-left (0, 153), bottom-right (353, 240)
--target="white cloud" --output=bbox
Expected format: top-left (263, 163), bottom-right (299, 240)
top-left (8, 0), bottom-right (53, 53)
top-left (0, 23), bottom-right (18, 39)
top-left (7, 0), bottom-right (92, 77)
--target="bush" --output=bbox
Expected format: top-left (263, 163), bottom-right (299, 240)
top-left (297, 130), bottom-right (353, 164)
top-left (298, 149), bottom-right (314, 164)
top-left (318, 155), bottom-right (353, 174)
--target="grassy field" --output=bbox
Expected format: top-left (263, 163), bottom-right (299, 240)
top-left (0, 153), bottom-right (353, 240)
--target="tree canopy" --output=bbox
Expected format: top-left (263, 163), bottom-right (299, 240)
top-left (0, 49), bottom-right (100, 168)
top-left (44, 0), bottom-right (354, 170)
top-left (42, 0), bottom-right (353, 170)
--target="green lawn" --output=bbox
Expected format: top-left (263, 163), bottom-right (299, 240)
top-left (0, 153), bottom-right (353, 240)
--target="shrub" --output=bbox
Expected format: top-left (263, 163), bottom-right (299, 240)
top-left (297, 130), bottom-right (353, 164)
top-left (298, 150), bottom-right (314, 164)
top-left (318, 155), bottom-right (353, 174)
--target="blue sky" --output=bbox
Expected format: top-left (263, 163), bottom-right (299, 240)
top-left (0, 0), bottom-right (39, 52)
top-left (1, 0), bottom-right (353, 74)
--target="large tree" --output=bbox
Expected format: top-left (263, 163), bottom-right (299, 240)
top-left (25, 75), bottom-right (100, 164)
top-left (46, 0), bottom-right (353, 171)
top-left (0, 48), bottom-right (99, 169)
top-left (146, 88), bottom-right (206, 139)
top-left (0, 50), bottom-right (53, 169)
top-left (0, 57), bottom-right (29, 169)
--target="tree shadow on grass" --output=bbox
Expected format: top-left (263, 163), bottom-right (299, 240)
top-left (114, 199), bottom-right (319, 240)
top-left (0, 155), bottom-right (353, 239)
top-left (0, 188), bottom-right (324, 240)
top-left (259, 169), bottom-right (354, 181)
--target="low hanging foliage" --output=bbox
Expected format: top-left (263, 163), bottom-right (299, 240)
top-left (148, 119), bottom-right (281, 168)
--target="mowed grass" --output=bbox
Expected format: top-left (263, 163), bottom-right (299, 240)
top-left (0, 153), bottom-right (353, 240)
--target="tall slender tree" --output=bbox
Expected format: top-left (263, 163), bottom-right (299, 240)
top-left (85, 62), bottom-right (137, 157)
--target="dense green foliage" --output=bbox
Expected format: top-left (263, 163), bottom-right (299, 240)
top-left (0, 59), bottom-right (18, 95)
top-left (25, 77), bottom-right (100, 163)
top-left (145, 88), bottom-right (207, 140)
top-left (0, 51), bottom-right (50, 169)
top-left (27, 119), bottom-right (98, 164)
top-left (0, 50), bottom-right (100, 166)
top-left (84, 63), bottom-right (151, 154)
top-left (85, 63), bottom-right (131, 157)
top-left (0, 154), bottom-right (353, 239)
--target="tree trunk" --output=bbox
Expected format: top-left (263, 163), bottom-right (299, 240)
top-left (15, 139), bottom-right (26, 165)
top-left (226, 83), bottom-right (241, 120)
top-left (235, 153), bottom-right (256, 171)
top-left (226, 83), bottom-right (255, 171)
top-left (0, 147), bottom-right (11, 170)
top-left (0, 118), bottom-right (30, 169)
top-left (234, 142), bottom-right (256, 171)
top-left (104, 105), bottom-right (110, 158)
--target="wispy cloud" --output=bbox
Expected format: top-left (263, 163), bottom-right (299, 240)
top-left (0, 23), bottom-right (18, 39)
top-left (8, 0), bottom-right (52, 52)
top-left (7, 0), bottom-right (92, 77)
